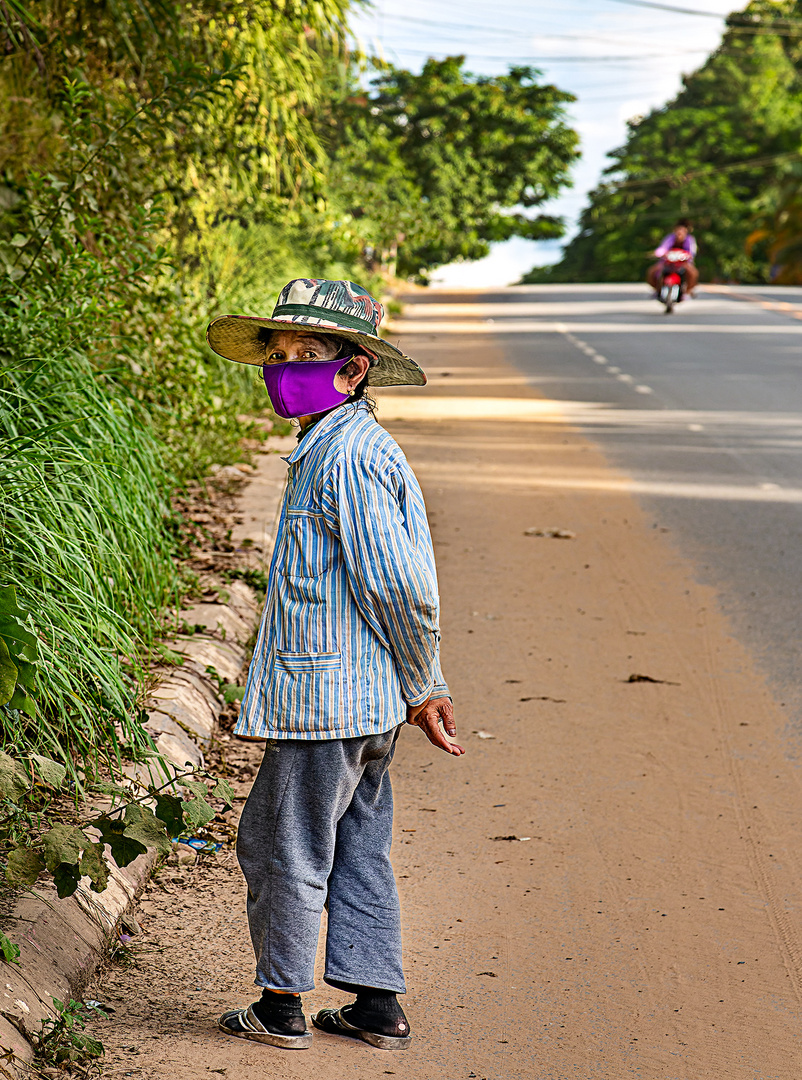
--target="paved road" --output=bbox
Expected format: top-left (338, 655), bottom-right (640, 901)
top-left (397, 283), bottom-right (802, 723)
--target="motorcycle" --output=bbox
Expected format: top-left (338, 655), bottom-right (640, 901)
top-left (658, 247), bottom-right (692, 313)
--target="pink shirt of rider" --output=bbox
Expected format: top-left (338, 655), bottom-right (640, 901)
top-left (655, 232), bottom-right (697, 258)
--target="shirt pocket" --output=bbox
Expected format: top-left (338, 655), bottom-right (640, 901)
top-left (284, 505), bottom-right (336, 579)
top-left (279, 504), bottom-right (338, 652)
top-left (273, 650), bottom-right (342, 728)
top-left (275, 650), bottom-right (341, 673)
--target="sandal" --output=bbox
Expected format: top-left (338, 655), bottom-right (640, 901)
top-left (218, 1004), bottom-right (312, 1049)
top-left (311, 1006), bottom-right (412, 1050)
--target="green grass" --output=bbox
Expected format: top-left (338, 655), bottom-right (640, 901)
top-left (0, 331), bottom-right (178, 775)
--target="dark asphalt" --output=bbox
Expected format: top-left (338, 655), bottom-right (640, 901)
top-left (400, 283), bottom-right (802, 728)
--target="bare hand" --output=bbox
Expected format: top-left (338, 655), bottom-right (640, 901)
top-left (406, 696), bottom-right (464, 756)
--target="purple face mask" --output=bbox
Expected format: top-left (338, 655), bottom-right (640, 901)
top-left (262, 356), bottom-right (352, 419)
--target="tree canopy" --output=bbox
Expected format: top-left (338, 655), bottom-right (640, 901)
top-left (331, 57), bottom-right (579, 281)
top-left (524, 0), bottom-right (802, 284)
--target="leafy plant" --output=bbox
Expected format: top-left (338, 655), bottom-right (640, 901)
top-left (0, 0), bottom-right (580, 947)
top-left (0, 932), bottom-right (20, 965)
top-left (33, 998), bottom-right (105, 1077)
top-left (747, 159), bottom-right (802, 281)
top-left (0, 585), bottom-right (37, 718)
top-left (0, 748), bottom-right (234, 900)
top-left (223, 566), bottom-right (268, 596)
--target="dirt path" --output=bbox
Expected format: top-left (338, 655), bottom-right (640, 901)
top-left (94, 328), bottom-right (802, 1079)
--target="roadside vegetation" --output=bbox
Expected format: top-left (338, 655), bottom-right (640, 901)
top-left (524, 0), bottom-right (802, 284)
top-left (0, 3), bottom-right (578, 908)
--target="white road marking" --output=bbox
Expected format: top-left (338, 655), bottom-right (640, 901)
top-left (399, 299), bottom-right (753, 318)
top-left (391, 321), bottom-right (802, 335)
top-left (561, 326), bottom-right (647, 396)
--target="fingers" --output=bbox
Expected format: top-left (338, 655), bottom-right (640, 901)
top-left (417, 709), bottom-right (464, 756)
top-left (405, 697), bottom-right (463, 756)
top-left (435, 699), bottom-right (456, 737)
top-left (421, 718), bottom-right (464, 755)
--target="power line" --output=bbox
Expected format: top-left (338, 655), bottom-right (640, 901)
top-left (430, 0), bottom-right (800, 33)
top-left (360, 33), bottom-right (787, 78)
top-left (604, 0), bottom-right (724, 19)
top-left (365, 45), bottom-right (709, 62)
top-left (604, 0), bottom-right (802, 35)
top-left (371, 10), bottom-right (708, 49)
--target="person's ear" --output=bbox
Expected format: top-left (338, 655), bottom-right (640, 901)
top-left (336, 353), bottom-right (371, 393)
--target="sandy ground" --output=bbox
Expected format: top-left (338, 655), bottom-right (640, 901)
top-left (93, 331), bottom-right (802, 1079)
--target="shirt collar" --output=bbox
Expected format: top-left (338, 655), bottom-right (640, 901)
top-left (283, 401), bottom-right (369, 465)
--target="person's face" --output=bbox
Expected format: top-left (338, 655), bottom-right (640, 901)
top-left (264, 329), bottom-right (372, 411)
top-left (674, 225), bottom-right (688, 243)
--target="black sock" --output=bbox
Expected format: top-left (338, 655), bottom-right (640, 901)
top-left (251, 989), bottom-right (307, 1035)
top-left (343, 986), bottom-right (410, 1038)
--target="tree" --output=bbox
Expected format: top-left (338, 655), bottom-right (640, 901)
top-left (330, 57), bottom-right (580, 281)
top-left (525, 0), bottom-right (802, 284)
top-left (748, 167), bottom-right (802, 283)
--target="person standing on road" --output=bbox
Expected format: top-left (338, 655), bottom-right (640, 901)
top-left (206, 278), bottom-right (463, 1054)
top-left (647, 218), bottom-right (699, 296)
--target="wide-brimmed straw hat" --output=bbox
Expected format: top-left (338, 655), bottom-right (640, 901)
top-left (206, 278), bottom-right (426, 387)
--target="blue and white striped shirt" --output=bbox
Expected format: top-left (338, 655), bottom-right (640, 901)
top-left (236, 400), bottom-right (450, 740)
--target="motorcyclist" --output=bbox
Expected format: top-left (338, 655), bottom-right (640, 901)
top-left (647, 218), bottom-right (698, 297)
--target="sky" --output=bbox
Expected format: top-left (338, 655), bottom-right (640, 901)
top-left (349, 0), bottom-right (738, 286)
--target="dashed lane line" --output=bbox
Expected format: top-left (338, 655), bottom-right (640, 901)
top-left (559, 325), bottom-right (655, 399)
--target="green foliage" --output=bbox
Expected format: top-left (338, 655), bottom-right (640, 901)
top-left (331, 58), bottom-right (579, 281)
top-left (529, 0), bottom-right (802, 284)
top-left (223, 565), bottom-right (269, 597)
top-left (1, 752), bottom-right (231, 898)
top-left (211, 777), bottom-right (234, 806)
top-left (0, 750), bottom-right (31, 802)
top-left (0, 26), bottom-right (277, 782)
top-left (33, 997), bottom-right (105, 1075)
top-left (181, 780), bottom-right (217, 827)
top-left (0, 585), bottom-right (37, 716)
top-left (118, 803), bottom-right (173, 857)
top-left (29, 753), bottom-right (67, 789)
top-left (748, 159), bottom-right (802, 281)
top-left (0, 931), bottom-right (20, 964)
top-left (153, 792), bottom-right (185, 836)
top-left (79, 842), bottom-right (110, 893)
top-left (6, 845), bottom-right (45, 886)
top-left (42, 824), bottom-right (89, 898)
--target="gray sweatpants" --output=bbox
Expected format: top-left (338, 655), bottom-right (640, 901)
top-left (236, 726), bottom-right (405, 995)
